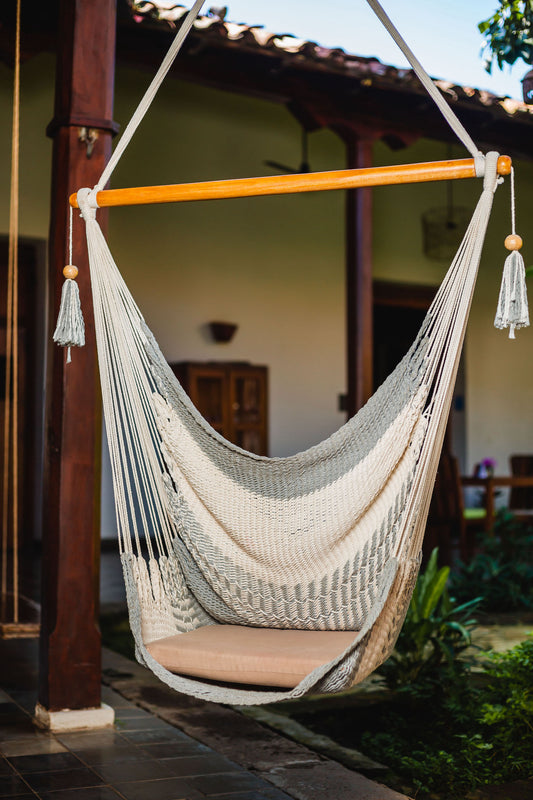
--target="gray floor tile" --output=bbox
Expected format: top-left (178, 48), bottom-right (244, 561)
top-left (164, 755), bottom-right (245, 777)
top-left (120, 728), bottom-right (191, 745)
top-left (0, 757), bottom-right (16, 775)
top-left (114, 716), bottom-right (182, 731)
top-left (56, 731), bottom-right (127, 749)
top-left (189, 773), bottom-right (270, 796)
top-left (0, 703), bottom-right (26, 718)
top-left (210, 794), bottom-right (292, 800)
top-left (7, 751), bottom-right (83, 774)
top-left (114, 776), bottom-right (203, 800)
top-left (0, 773), bottom-right (32, 797)
top-left (68, 742), bottom-right (145, 766)
top-left (23, 766), bottom-right (104, 792)
top-left (100, 687), bottom-right (136, 710)
top-left (40, 789), bottom-right (123, 800)
top-left (113, 707), bottom-right (153, 720)
top-left (0, 719), bottom-right (40, 742)
top-left (93, 758), bottom-right (175, 783)
top-left (6, 691), bottom-right (38, 713)
top-left (138, 741), bottom-right (212, 759)
top-left (0, 736), bottom-right (66, 757)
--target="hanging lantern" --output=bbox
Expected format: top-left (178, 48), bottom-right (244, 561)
top-left (522, 69), bottom-right (533, 105)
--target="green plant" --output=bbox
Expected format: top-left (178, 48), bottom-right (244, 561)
top-left (451, 512), bottom-right (533, 612)
top-left (478, 1), bottom-right (533, 72)
top-left (380, 549), bottom-right (481, 690)
top-left (359, 637), bottom-right (533, 798)
top-left (478, 636), bottom-right (533, 766)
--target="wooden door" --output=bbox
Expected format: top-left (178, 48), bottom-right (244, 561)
top-left (171, 362), bottom-right (268, 456)
top-left (228, 366), bottom-right (268, 455)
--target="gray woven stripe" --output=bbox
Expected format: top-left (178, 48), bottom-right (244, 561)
top-left (143, 320), bottom-right (430, 499)
top-left (163, 452), bottom-right (416, 631)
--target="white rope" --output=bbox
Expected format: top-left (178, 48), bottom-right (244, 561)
top-left (68, 205), bottom-right (73, 264)
top-left (95, 0), bottom-right (205, 192)
top-left (510, 167), bottom-right (516, 235)
top-left (365, 0), bottom-right (484, 172)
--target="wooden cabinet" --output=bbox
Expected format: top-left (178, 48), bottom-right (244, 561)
top-left (170, 362), bottom-right (268, 456)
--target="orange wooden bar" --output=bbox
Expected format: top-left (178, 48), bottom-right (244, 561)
top-left (70, 155), bottom-right (512, 209)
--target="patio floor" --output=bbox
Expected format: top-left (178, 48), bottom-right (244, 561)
top-left (0, 633), bottom-right (410, 800)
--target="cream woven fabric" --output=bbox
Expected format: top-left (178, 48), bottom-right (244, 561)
top-left (77, 152), bottom-right (501, 705)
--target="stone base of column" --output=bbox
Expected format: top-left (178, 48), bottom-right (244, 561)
top-left (34, 702), bottom-right (115, 732)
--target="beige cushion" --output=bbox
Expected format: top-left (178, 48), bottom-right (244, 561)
top-left (146, 625), bottom-right (356, 688)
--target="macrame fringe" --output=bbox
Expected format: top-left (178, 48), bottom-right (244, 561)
top-left (494, 249), bottom-right (529, 339)
top-left (53, 277), bottom-right (85, 362)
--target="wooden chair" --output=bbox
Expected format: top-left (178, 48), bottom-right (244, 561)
top-left (427, 452), bottom-right (486, 563)
top-left (509, 455), bottom-right (533, 516)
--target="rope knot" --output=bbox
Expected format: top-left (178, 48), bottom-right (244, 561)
top-left (77, 187), bottom-right (99, 221)
top-left (482, 152), bottom-right (500, 193)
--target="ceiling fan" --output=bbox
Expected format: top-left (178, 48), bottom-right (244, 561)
top-left (264, 129), bottom-right (311, 174)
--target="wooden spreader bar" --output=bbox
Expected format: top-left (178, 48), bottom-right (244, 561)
top-left (70, 156), bottom-right (512, 209)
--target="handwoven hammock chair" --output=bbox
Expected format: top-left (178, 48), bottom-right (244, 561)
top-left (56, 0), bottom-right (527, 705)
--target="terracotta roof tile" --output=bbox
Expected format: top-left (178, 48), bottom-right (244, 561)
top-left (128, 0), bottom-right (533, 120)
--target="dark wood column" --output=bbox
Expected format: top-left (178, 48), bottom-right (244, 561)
top-left (343, 134), bottom-right (374, 417)
top-left (40, 0), bottom-right (116, 712)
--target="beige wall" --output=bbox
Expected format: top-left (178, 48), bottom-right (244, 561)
top-left (0, 54), bottom-right (54, 238)
top-left (110, 66), bottom-right (347, 458)
top-left (1, 55), bottom-right (532, 538)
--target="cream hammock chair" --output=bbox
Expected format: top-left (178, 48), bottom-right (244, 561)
top-left (55, 0), bottom-right (528, 705)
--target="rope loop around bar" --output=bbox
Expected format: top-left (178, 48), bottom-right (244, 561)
top-left (77, 188), bottom-right (99, 222)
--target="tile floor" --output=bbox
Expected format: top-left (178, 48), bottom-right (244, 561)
top-left (0, 686), bottom-right (293, 800)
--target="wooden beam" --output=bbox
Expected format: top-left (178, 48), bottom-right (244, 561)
top-left (69, 156), bottom-right (512, 209)
top-left (344, 136), bottom-right (374, 417)
top-left (40, 0), bottom-right (116, 713)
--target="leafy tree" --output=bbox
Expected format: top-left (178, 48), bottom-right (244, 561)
top-left (478, 1), bottom-right (533, 72)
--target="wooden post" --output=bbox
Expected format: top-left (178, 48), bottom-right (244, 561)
top-left (343, 135), bottom-right (374, 416)
top-left (39, 0), bottom-right (116, 713)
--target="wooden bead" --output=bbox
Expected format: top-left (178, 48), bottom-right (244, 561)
top-left (63, 264), bottom-right (78, 280)
top-left (504, 234), bottom-right (523, 251)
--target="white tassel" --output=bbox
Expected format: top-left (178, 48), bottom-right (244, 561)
top-left (494, 249), bottom-right (529, 339)
top-left (495, 168), bottom-right (530, 339)
top-left (53, 267), bottom-right (85, 359)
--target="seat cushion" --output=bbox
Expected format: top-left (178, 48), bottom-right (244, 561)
top-left (146, 625), bottom-right (357, 688)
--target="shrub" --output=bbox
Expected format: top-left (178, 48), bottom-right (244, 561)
top-left (451, 511), bottom-right (533, 612)
top-left (364, 553), bottom-right (533, 796)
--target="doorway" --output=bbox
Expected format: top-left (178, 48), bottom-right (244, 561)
top-left (372, 279), bottom-right (466, 469)
top-left (0, 237), bottom-right (46, 553)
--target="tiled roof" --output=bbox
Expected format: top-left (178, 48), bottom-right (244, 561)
top-left (128, 1), bottom-right (533, 121)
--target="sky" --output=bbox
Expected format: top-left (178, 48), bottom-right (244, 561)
top-left (221, 1), bottom-right (528, 101)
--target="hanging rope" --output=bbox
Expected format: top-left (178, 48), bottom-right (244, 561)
top-left (95, 0), bottom-right (205, 193)
top-left (364, 0), bottom-right (484, 171)
top-left (2, 0), bottom-right (21, 624)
